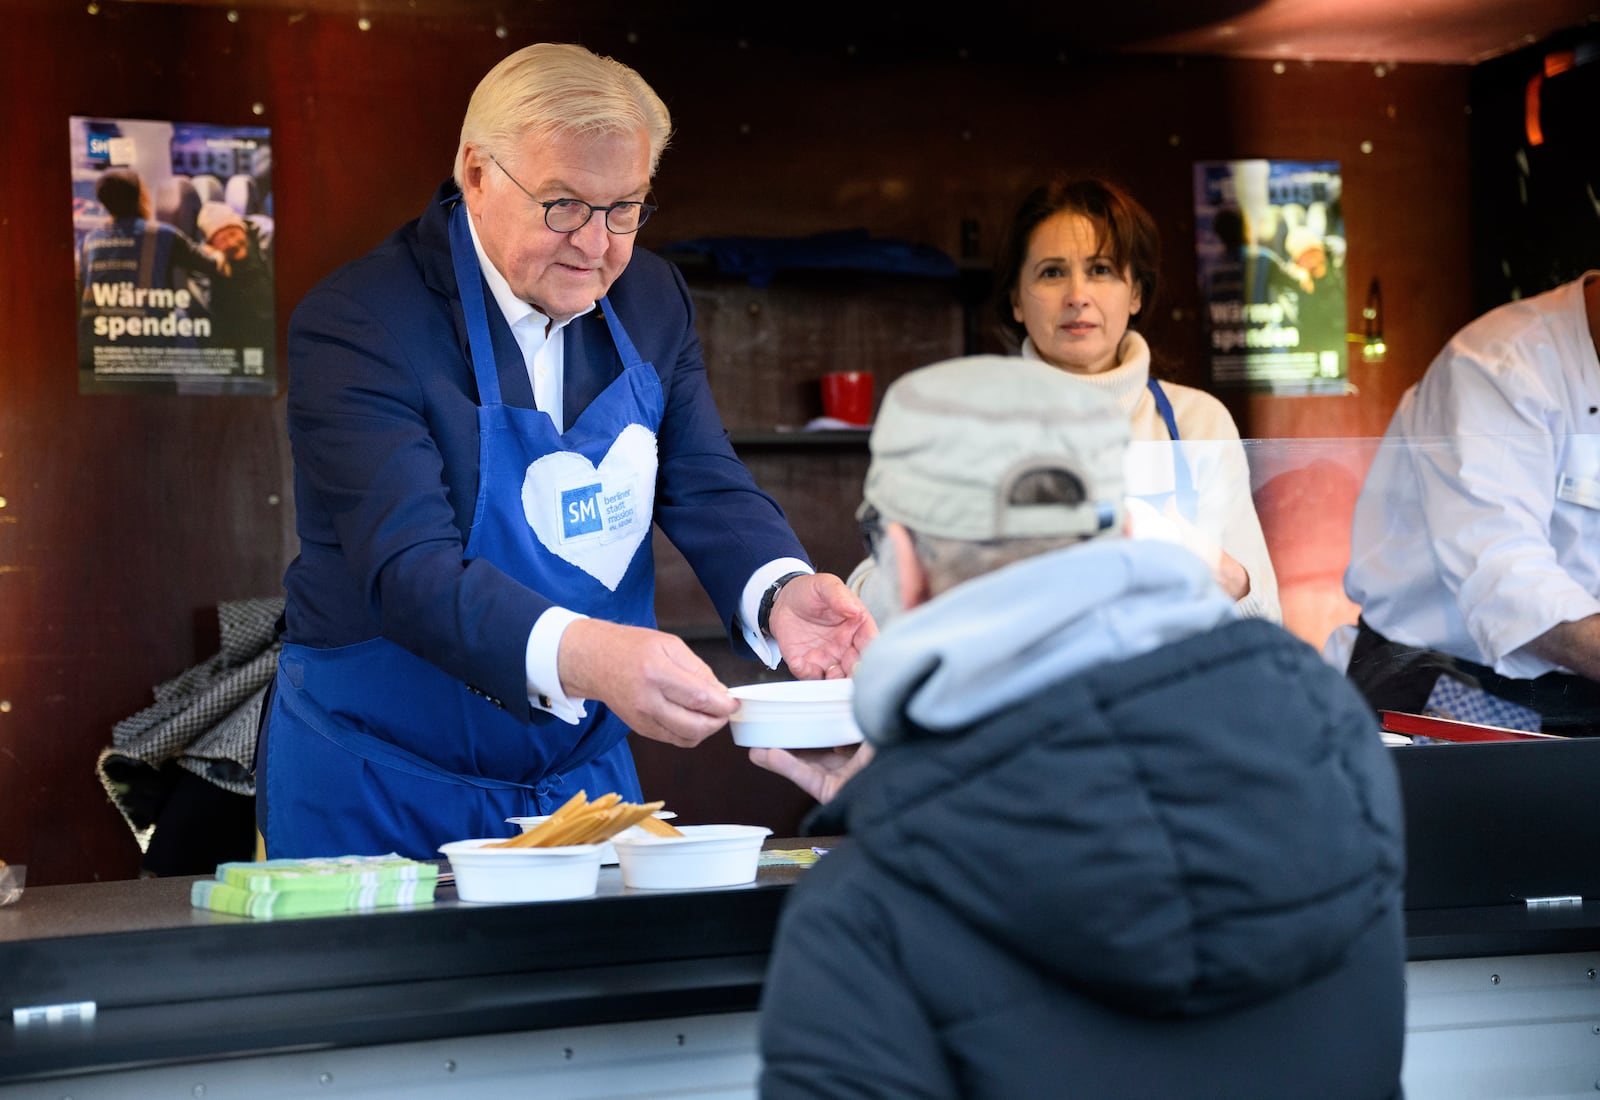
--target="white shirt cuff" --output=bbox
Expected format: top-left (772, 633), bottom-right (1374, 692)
top-left (739, 557), bottom-right (813, 668)
top-left (526, 607), bottom-right (589, 724)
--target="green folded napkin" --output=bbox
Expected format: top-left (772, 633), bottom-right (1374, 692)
top-left (216, 855), bottom-right (438, 893)
top-left (190, 854), bottom-right (438, 919)
top-left (758, 848), bottom-right (825, 867)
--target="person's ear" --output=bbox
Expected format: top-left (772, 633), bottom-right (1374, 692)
top-left (884, 522), bottom-right (930, 612)
top-left (460, 145), bottom-right (491, 206)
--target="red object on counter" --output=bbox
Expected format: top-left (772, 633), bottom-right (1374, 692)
top-left (1379, 710), bottom-right (1564, 743)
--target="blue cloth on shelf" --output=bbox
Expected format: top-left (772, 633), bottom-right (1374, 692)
top-left (659, 229), bottom-right (958, 287)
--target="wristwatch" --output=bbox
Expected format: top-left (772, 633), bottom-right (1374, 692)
top-left (758, 571), bottom-right (808, 636)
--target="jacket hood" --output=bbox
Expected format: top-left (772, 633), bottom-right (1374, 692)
top-left (822, 543), bottom-right (1405, 1018)
top-left (853, 539), bottom-right (1236, 746)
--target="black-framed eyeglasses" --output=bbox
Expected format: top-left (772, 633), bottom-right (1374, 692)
top-left (489, 154), bottom-right (656, 234)
top-left (856, 501), bottom-right (884, 558)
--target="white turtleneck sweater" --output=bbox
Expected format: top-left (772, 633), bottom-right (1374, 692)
top-left (1021, 332), bottom-right (1282, 622)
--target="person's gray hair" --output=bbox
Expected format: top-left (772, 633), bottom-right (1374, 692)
top-left (909, 531), bottom-right (1085, 596)
top-left (453, 42), bottom-right (673, 188)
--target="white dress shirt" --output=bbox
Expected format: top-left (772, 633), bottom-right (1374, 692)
top-left (1345, 273), bottom-right (1600, 678)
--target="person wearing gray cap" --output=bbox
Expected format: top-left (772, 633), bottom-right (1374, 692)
top-left (754, 355), bottom-right (1405, 1099)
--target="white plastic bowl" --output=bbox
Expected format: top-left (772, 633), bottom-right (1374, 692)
top-left (610, 824), bottom-right (772, 890)
top-left (438, 838), bottom-right (603, 903)
top-left (728, 679), bottom-right (864, 749)
top-left (504, 812), bottom-right (678, 865)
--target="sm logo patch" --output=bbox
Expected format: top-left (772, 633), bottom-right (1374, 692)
top-left (561, 482), bottom-right (605, 538)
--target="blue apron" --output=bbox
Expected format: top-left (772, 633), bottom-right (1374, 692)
top-left (1139, 377), bottom-right (1200, 523)
top-left (261, 200), bottom-right (664, 859)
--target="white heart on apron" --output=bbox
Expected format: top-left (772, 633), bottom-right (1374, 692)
top-left (522, 423), bottom-right (659, 591)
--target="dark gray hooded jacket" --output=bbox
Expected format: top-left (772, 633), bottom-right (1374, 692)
top-left (759, 541), bottom-right (1405, 1099)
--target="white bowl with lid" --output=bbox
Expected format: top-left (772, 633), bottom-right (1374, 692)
top-left (728, 679), bottom-right (863, 749)
top-left (438, 838), bottom-right (604, 902)
top-left (610, 824), bottom-right (772, 890)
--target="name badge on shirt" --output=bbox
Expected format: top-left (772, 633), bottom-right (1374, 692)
top-left (1556, 473), bottom-right (1600, 510)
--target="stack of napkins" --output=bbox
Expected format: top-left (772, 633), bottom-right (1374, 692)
top-left (757, 848), bottom-right (825, 867)
top-left (191, 855), bottom-right (438, 919)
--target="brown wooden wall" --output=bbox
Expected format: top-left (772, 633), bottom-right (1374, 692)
top-left (2, 0), bottom-right (1486, 884)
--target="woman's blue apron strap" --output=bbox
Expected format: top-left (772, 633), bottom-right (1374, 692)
top-left (448, 199), bottom-right (505, 408)
top-left (1146, 377), bottom-right (1200, 523)
top-left (1146, 377), bottom-right (1182, 442)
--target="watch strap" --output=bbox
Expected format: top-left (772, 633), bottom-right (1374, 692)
top-left (758, 571), bottom-right (808, 636)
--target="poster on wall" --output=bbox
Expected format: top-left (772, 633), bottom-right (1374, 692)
top-left (1192, 159), bottom-right (1347, 395)
top-left (70, 116), bottom-right (275, 395)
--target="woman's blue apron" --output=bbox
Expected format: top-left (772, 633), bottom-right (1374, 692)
top-left (1138, 377), bottom-right (1199, 523)
top-left (261, 200), bottom-right (664, 859)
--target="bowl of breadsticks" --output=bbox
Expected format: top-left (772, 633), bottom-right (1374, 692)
top-left (506, 809), bottom-right (677, 865)
top-left (441, 792), bottom-right (676, 902)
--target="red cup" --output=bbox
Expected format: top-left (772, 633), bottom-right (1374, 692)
top-left (820, 371), bottom-right (875, 425)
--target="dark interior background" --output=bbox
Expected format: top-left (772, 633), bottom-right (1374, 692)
top-left (3, 0), bottom-right (1597, 884)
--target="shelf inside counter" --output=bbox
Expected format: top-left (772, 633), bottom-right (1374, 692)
top-left (728, 428), bottom-right (871, 448)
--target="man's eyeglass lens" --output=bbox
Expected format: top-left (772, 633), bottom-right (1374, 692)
top-left (490, 154), bottom-right (655, 234)
top-left (542, 198), bottom-right (654, 234)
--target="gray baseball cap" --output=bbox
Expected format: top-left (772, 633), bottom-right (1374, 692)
top-left (861, 355), bottom-right (1128, 542)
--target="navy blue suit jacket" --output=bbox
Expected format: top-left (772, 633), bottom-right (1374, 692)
top-left (282, 183), bottom-right (807, 717)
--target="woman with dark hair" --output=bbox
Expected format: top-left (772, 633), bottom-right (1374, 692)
top-left (994, 175), bottom-right (1280, 619)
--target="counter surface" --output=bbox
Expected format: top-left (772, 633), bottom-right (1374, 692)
top-left (1, 857), bottom-right (804, 1084)
top-left (5, 843), bottom-right (1600, 1085)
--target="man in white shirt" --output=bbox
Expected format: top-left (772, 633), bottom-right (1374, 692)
top-left (1343, 271), bottom-right (1600, 734)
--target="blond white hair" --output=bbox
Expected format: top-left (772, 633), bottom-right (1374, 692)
top-left (453, 42), bottom-right (672, 188)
